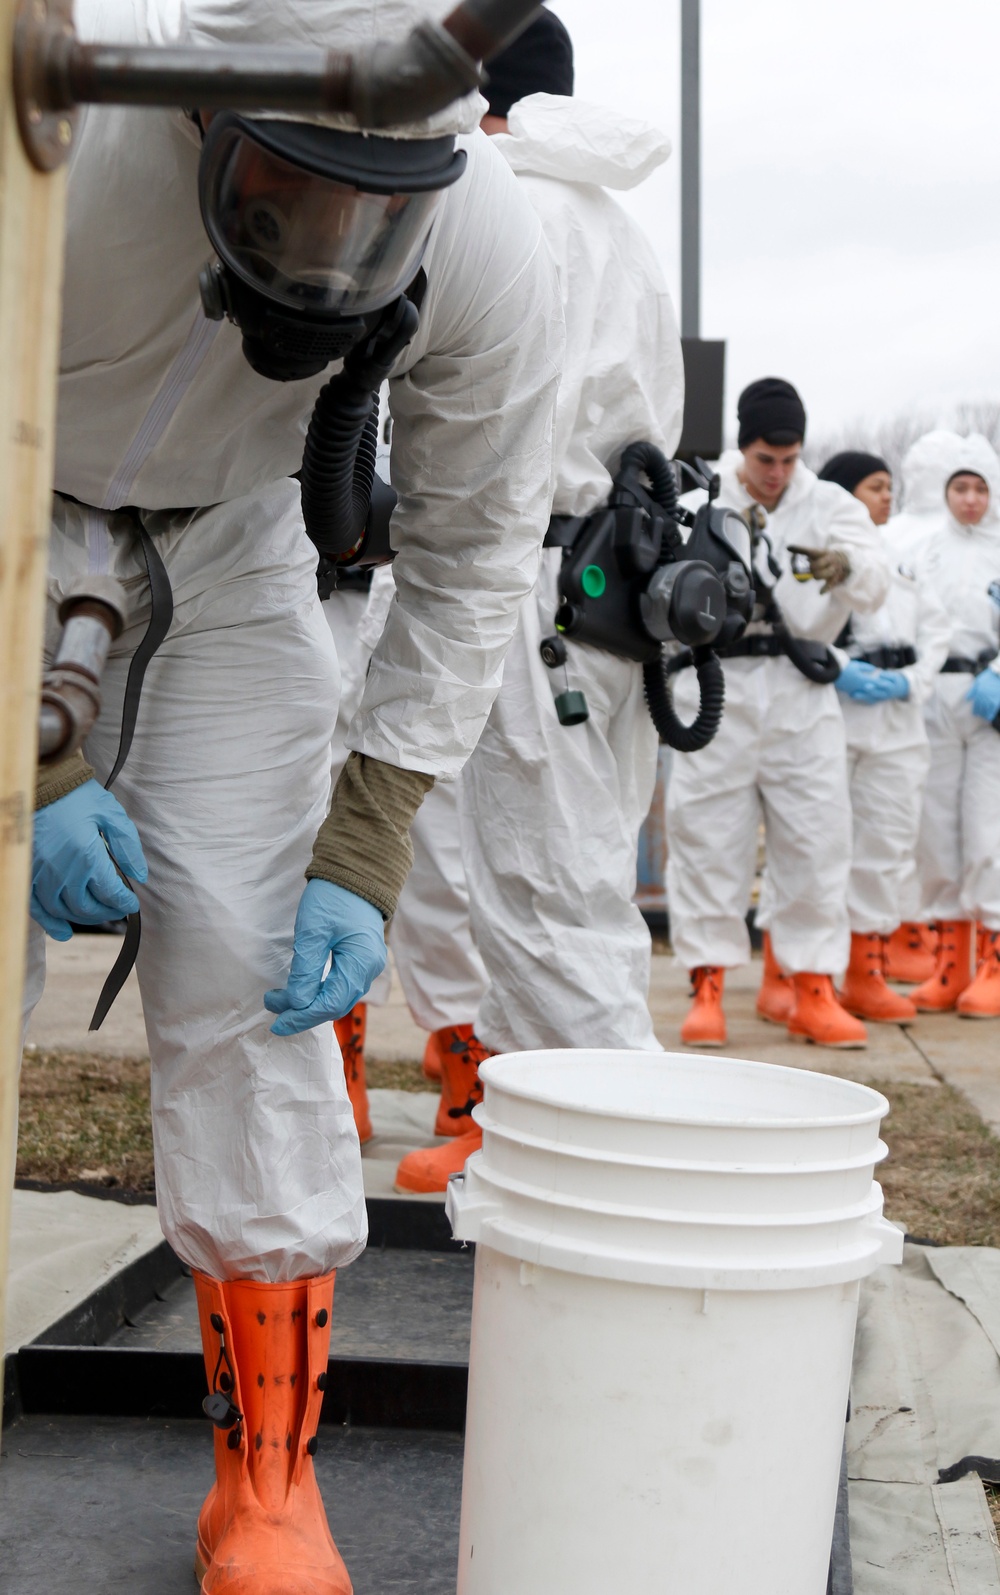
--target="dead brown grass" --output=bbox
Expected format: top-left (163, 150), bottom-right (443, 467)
top-left (17, 1048), bottom-right (155, 1191)
top-left (18, 1054), bottom-right (1000, 1245)
top-left (874, 1079), bottom-right (1000, 1248)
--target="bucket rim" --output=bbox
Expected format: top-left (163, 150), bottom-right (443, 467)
top-left (464, 1156), bottom-right (888, 1232)
top-left (474, 1111), bottom-right (889, 1176)
top-left (478, 1051), bottom-right (890, 1132)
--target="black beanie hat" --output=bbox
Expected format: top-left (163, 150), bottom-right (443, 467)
top-left (818, 451), bottom-right (890, 495)
top-left (737, 377), bottom-right (807, 449)
top-left (484, 9), bottom-right (574, 119)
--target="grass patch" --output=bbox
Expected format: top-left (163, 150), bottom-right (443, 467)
top-left (15, 1046), bottom-right (432, 1193)
top-left (17, 1055), bottom-right (1000, 1240)
top-left (17, 1048), bottom-right (155, 1191)
top-left (873, 1079), bottom-right (1000, 1248)
top-left (366, 1058), bottom-right (434, 1092)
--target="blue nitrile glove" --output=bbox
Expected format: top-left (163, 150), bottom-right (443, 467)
top-left (30, 779), bottom-right (148, 941)
top-left (967, 669), bottom-right (1000, 722)
top-left (835, 659), bottom-right (880, 701)
top-left (865, 669), bottom-right (910, 702)
top-left (265, 879), bottom-right (387, 1036)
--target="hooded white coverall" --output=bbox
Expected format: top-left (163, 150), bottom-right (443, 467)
top-left (24, 0), bottom-right (562, 1281)
top-left (667, 454), bottom-right (890, 974)
top-left (834, 531), bottom-right (950, 934)
top-left (916, 435), bottom-right (1000, 929)
top-left (456, 93), bottom-right (683, 1054)
top-left (883, 429), bottom-right (964, 918)
top-left (889, 430), bottom-right (964, 556)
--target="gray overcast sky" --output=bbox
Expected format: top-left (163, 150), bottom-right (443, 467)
top-left (557, 0), bottom-right (1000, 436)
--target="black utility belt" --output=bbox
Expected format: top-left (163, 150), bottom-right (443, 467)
top-left (715, 634), bottom-right (786, 659)
top-left (855, 646), bottom-right (917, 670)
top-left (942, 650), bottom-right (998, 674)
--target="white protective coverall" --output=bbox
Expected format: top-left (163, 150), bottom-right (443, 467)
top-left (326, 564), bottom-right (488, 1031)
top-left (668, 453), bottom-right (890, 973)
top-left (917, 435), bottom-right (1000, 928)
top-left (835, 534), bottom-right (950, 933)
top-left (889, 430), bottom-right (964, 555)
top-left (25, 0), bottom-right (561, 1281)
top-left (456, 93), bottom-right (683, 1053)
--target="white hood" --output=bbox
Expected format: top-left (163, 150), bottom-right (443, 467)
top-left (494, 93), bottom-right (671, 191)
top-left (944, 432), bottom-right (1000, 531)
top-left (136, 0), bottom-right (488, 135)
top-left (899, 430), bottom-right (965, 514)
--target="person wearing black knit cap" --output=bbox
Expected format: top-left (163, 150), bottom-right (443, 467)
top-left (665, 379), bottom-right (891, 1050)
top-left (816, 452), bottom-right (950, 1025)
top-left (396, 8), bottom-right (684, 1190)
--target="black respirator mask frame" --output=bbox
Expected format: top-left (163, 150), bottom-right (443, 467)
top-left (196, 111), bottom-right (466, 382)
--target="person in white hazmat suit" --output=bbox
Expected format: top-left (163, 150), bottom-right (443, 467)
top-left (815, 452), bottom-right (949, 1023)
top-left (882, 428), bottom-right (965, 980)
top-left (667, 379), bottom-right (891, 1050)
top-left (324, 556), bottom-right (489, 1143)
top-left (909, 434), bottom-right (1000, 1018)
top-left (321, 420), bottom-right (489, 1144)
top-left (392, 10), bottom-right (683, 1193)
top-left (24, 0), bottom-right (562, 1585)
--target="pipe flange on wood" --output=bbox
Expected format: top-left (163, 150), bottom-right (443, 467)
top-left (13, 0), bottom-right (79, 172)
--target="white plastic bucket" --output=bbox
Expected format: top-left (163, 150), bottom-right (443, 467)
top-left (447, 1050), bottom-right (902, 1595)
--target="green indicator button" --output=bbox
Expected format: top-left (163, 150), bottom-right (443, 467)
top-left (582, 564), bottom-right (606, 599)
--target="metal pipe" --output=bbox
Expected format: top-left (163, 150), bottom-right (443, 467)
top-left (680, 0), bottom-right (701, 340)
top-left (37, 577), bottom-right (126, 764)
top-left (16, 0), bottom-right (543, 169)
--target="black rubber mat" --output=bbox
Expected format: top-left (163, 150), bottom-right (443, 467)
top-left (109, 1246), bottom-right (474, 1363)
top-left (0, 1415), bottom-right (463, 1595)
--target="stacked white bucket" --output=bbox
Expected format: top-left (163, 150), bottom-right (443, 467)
top-left (447, 1049), bottom-right (902, 1595)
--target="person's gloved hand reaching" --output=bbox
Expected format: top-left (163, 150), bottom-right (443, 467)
top-left (966, 669), bottom-right (1000, 723)
top-left (265, 879), bottom-right (387, 1036)
top-left (31, 779), bottom-right (148, 940)
top-left (836, 661), bottom-right (910, 703)
top-left (787, 544), bottom-right (852, 593)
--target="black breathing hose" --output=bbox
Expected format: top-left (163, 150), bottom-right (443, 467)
top-left (300, 293), bottom-right (419, 563)
top-left (643, 646), bottom-right (725, 753)
top-left (301, 380), bottom-right (380, 561)
top-left (619, 442), bottom-right (727, 752)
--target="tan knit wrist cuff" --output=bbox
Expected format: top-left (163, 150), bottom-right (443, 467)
top-left (307, 752), bottom-right (434, 919)
top-left (36, 751), bottom-right (95, 810)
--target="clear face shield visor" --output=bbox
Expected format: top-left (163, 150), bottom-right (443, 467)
top-left (198, 114), bottom-right (466, 319)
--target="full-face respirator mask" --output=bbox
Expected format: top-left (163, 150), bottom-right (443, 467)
top-left (197, 112), bottom-right (466, 571)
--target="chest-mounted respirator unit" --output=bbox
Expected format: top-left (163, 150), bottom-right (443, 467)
top-left (543, 446), bottom-right (755, 751)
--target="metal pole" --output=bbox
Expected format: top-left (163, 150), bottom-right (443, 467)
top-left (680, 0), bottom-right (700, 340)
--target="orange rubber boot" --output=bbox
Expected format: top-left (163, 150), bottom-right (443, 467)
top-left (680, 967), bottom-right (727, 1046)
top-left (193, 1271), bottom-right (351, 1595)
top-left (756, 932), bottom-right (795, 1025)
top-left (421, 1028), bottom-right (444, 1082)
top-left (839, 933), bottom-right (917, 1023)
top-left (884, 922), bottom-right (937, 984)
top-left (429, 1025), bottom-right (481, 1135)
top-left (334, 1003), bottom-right (372, 1145)
top-left (910, 921), bottom-right (974, 1012)
top-left (396, 1035), bottom-right (493, 1194)
top-left (787, 974), bottom-right (868, 1049)
top-left (957, 930), bottom-right (1000, 1018)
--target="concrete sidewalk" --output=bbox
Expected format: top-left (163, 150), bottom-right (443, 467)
top-left (24, 936), bottom-right (999, 1127)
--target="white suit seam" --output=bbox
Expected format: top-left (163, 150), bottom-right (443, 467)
top-left (101, 312), bottom-right (221, 511)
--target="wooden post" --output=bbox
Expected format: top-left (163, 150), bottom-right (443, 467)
top-left (0, 0), bottom-right (67, 1421)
